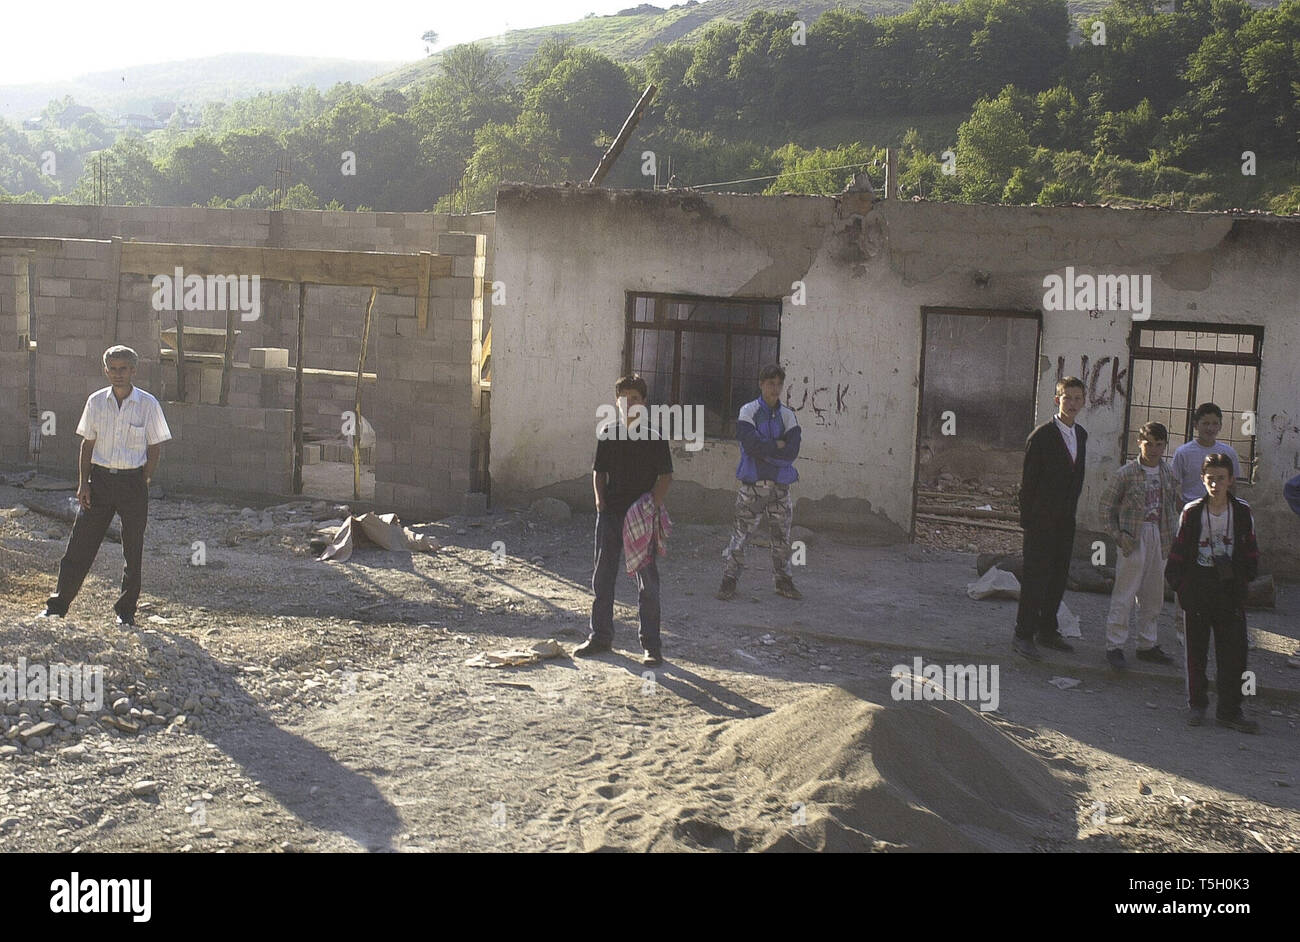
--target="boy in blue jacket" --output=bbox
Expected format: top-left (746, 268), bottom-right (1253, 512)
top-left (717, 364), bottom-right (802, 601)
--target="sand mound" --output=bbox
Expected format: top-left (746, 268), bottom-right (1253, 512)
top-left (577, 684), bottom-right (1071, 852)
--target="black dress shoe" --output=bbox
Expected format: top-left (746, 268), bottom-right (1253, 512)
top-left (1135, 645), bottom-right (1174, 665)
top-left (573, 638), bottom-right (611, 657)
top-left (37, 609), bottom-right (65, 619)
top-left (1012, 637), bottom-right (1041, 661)
top-left (1215, 713), bottom-right (1259, 734)
top-left (642, 650), bottom-right (663, 666)
top-left (1037, 633), bottom-right (1074, 653)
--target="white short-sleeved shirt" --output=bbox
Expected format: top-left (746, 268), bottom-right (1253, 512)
top-left (76, 386), bottom-right (172, 470)
top-left (1172, 439), bottom-right (1242, 502)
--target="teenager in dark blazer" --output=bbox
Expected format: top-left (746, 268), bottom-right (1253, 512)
top-left (1014, 377), bottom-right (1088, 661)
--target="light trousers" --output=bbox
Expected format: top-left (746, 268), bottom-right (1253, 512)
top-left (1105, 521), bottom-right (1165, 651)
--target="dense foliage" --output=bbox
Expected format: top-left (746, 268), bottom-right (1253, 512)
top-left (2, 0), bottom-right (1296, 213)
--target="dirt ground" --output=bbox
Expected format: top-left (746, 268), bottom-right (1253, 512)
top-left (1, 480), bottom-right (1298, 853)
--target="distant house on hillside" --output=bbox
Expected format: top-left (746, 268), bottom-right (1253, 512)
top-left (22, 116), bottom-right (44, 130)
top-left (120, 113), bottom-right (163, 132)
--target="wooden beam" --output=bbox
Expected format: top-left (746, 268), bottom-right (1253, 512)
top-left (589, 84), bottom-right (656, 186)
top-left (293, 283), bottom-right (307, 495)
top-left (108, 237), bottom-right (123, 342)
top-left (174, 311), bottom-right (186, 403)
top-left (217, 309), bottom-right (237, 406)
top-left (417, 250), bottom-right (432, 331)
top-left (0, 236), bottom-right (108, 255)
top-left (915, 513), bottom-right (1022, 533)
top-left (353, 287), bottom-right (378, 501)
top-left (119, 242), bottom-right (452, 289)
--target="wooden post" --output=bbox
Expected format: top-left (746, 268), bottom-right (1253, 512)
top-left (174, 311), bottom-right (186, 403)
top-left (885, 147), bottom-right (899, 199)
top-left (353, 286), bottom-right (378, 501)
top-left (293, 283), bottom-right (307, 495)
top-left (589, 84), bottom-right (657, 186)
top-left (217, 308), bottom-right (236, 406)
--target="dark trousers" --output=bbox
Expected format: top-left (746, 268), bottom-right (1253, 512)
top-left (46, 466), bottom-right (149, 620)
top-left (1182, 568), bottom-right (1249, 719)
top-left (1015, 522), bottom-right (1074, 640)
top-left (589, 510), bottom-right (661, 652)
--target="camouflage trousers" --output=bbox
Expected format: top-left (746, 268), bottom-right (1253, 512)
top-left (722, 482), bottom-right (793, 579)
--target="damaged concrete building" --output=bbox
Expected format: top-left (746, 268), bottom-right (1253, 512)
top-left (2, 188), bottom-right (1298, 577)
top-left (489, 184), bottom-right (1300, 576)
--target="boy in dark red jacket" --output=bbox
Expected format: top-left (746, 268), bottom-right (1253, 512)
top-left (1164, 453), bottom-right (1260, 733)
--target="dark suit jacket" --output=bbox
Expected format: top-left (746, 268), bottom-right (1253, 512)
top-left (1019, 418), bottom-right (1087, 530)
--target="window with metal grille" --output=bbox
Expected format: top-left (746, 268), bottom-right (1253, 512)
top-left (1123, 323), bottom-right (1262, 482)
top-left (625, 294), bottom-right (781, 439)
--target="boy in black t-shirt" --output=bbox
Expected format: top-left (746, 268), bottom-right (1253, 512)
top-left (578, 374), bottom-right (673, 664)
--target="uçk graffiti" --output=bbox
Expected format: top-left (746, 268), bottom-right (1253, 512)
top-left (1055, 355), bottom-right (1128, 408)
top-left (785, 371), bottom-right (854, 427)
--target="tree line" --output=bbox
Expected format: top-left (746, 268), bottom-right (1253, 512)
top-left (1, 0), bottom-right (1296, 214)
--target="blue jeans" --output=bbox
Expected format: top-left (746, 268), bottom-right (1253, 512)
top-left (589, 510), bottom-right (661, 652)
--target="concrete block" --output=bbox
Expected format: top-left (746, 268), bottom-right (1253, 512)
top-left (452, 254), bottom-right (486, 279)
top-left (39, 278), bottom-right (72, 298)
top-left (249, 347), bottom-right (289, 369)
top-left (437, 233), bottom-right (483, 256)
top-left (431, 277), bottom-right (481, 300)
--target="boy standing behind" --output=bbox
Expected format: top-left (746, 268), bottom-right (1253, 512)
top-left (1014, 377), bottom-right (1087, 661)
top-left (1099, 422), bottom-right (1180, 669)
top-left (1171, 402), bottom-right (1243, 646)
top-left (716, 364), bottom-right (802, 601)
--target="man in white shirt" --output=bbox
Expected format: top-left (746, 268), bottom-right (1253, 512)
top-left (41, 346), bottom-right (171, 627)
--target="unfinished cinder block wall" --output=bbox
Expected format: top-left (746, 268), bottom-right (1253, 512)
top-left (0, 205), bottom-right (493, 516)
top-left (491, 185), bottom-right (1300, 575)
top-left (371, 231), bottom-right (483, 516)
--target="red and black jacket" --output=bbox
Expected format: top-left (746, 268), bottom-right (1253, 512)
top-left (1164, 495), bottom-right (1259, 607)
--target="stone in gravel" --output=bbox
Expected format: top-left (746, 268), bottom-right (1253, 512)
top-left (0, 746), bottom-right (18, 758)
top-left (74, 715), bottom-right (92, 727)
top-left (59, 745), bottom-right (88, 760)
top-left (0, 816), bottom-right (18, 829)
top-left (20, 722), bottom-right (56, 742)
top-left (111, 697), bottom-right (130, 715)
top-left (131, 781), bottom-right (159, 797)
top-left (529, 497), bottom-right (571, 522)
top-left (789, 525), bottom-right (816, 545)
top-left (59, 705), bottom-right (78, 722)
top-left (242, 794), bottom-right (262, 804)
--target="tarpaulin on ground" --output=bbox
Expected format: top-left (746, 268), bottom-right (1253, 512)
top-left (317, 512), bottom-right (438, 562)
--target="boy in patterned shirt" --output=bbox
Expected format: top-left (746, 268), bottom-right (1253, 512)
top-left (1099, 422), bottom-right (1180, 669)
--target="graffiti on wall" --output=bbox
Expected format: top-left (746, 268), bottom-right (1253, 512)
top-left (1054, 355), bottom-right (1128, 408)
top-left (785, 368), bottom-right (856, 427)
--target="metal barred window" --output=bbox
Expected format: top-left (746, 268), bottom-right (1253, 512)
top-left (1123, 323), bottom-right (1262, 482)
top-left (625, 293), bottom-right (781, 438)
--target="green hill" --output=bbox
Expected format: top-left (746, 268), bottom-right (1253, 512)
top-left (0, 53), bottom-right (402, 124)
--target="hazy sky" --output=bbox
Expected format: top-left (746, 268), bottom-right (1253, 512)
top-left (1, 0), bottom-right (652, 84)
